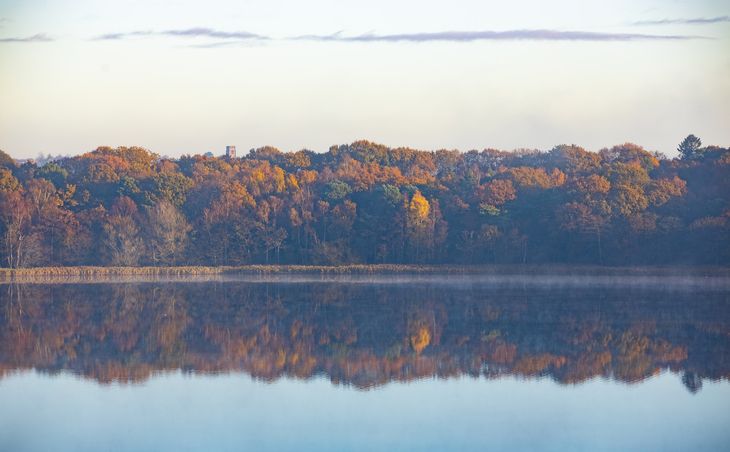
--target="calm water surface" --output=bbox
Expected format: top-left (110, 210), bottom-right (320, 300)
top-left (1, 274), bottom-right (729, 451)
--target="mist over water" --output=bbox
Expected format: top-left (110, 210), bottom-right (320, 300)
top-left (5, 267), bottom-right (730, 291)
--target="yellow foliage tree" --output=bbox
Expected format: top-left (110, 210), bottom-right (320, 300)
top-left (409, 190), bottom-right (430, 220)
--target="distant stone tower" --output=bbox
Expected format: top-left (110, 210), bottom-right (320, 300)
top-left (226, 145), bottom-right (237, 159)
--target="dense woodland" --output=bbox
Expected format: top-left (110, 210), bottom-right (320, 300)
top-left (0, 135), bottom-right (728, 267)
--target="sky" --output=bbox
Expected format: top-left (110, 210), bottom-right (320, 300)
top-left (0, 0), bottom-right (728, 159)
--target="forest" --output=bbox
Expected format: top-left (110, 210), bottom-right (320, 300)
top-left (0, 135), bottom-right (728, 267)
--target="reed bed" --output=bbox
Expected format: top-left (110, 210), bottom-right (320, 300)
top-left (0, 264), bottom-right (479, 280)
top-left (1, 264), bottom-right (728, 282)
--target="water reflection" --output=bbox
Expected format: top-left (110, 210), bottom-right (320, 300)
top-left (1, 279), bottom-right (728, 391)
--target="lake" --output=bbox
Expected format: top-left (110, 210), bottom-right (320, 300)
top-left (1, 273), bottom-right (729, 451)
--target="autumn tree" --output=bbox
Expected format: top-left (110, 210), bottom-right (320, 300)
top-left (0, 191), bottom-right (42, 267)
top-left (0, 149), bottom-right (15, 168)
top-left (146, 200), bottom-right (192, 265)
top-left (405, 190), bottom-right (447, 262)
top-left (103, 197), bottom-right (145, 266)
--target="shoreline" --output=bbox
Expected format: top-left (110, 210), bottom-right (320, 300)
top-left (1, 264), bottom-right (729, 281)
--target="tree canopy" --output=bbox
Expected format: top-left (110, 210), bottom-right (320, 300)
top-left (0, 138), bottom-right (728, 267)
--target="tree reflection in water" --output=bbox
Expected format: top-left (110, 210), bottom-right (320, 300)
top-left (1, 280), bottom-right (728, 392)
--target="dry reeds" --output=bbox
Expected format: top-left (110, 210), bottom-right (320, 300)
top-left (2, 264), bottom-right (728, 282)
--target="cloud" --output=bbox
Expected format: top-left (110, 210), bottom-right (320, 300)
top-left (0, 33), bottom-right (53, 43)
top-left (95, 31), bottom-right (153, 40)
top-left (162, 28), bottom-right (263, 40)
top-left (89, 27), bottom-right (708, 46)
top-left (633, 16), bottom-right (730, 26)
top-left (94, 27), bottom-right (267, 41)
top-left (292, 29), bottom-right (703, 42)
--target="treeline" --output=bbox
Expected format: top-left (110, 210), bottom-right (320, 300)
top-left (0, 135), bottom-right (728, 267)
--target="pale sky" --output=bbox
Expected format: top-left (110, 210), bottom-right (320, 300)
top-left (0, 0), bottom-right (728, 158)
